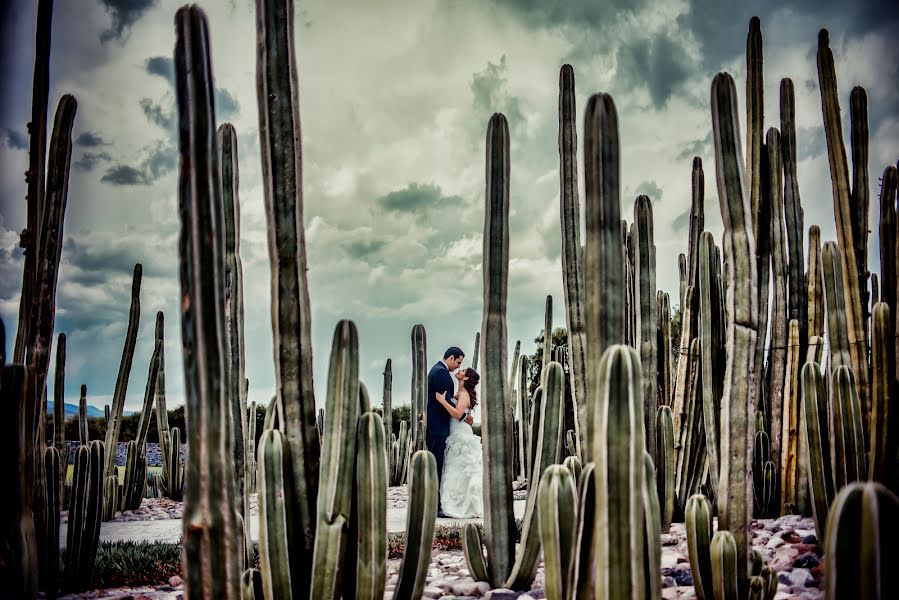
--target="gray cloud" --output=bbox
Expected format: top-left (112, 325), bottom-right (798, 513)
top-left (676, 132), bottom-right (712, 162)
top-left (101, 141), bottom-right (176, 186)
top-left (672, 209), bottom-right (689, 231)
top-left (99, 0), bottom-right (159, 43)
top-left (3, 127), bottom-right (27, 150)
top-left (75, 131), bottom-right (109, 147)
top-left (346, 239), bottom-right (387, 259)
top-left (635, 180), bottom-right (664, 202)
top-left (490, 0), bottom-right (652, 29)
top-left (376, 182), bottom-right (462, 216)
top-left (140, 98), bottom-right (175, 132)
top-left (216, 89), bottom-right (240, 121)
top-left (74, 151), bottom-right (113, 171)
top-left (471, 56), bottom-right (524, 127)
top-left (145, 56), bottom-right (174, 84)
top-left (617, 33), bottom-right (692, 109)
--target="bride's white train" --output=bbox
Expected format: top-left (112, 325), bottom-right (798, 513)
top-left (440, 412), bottom-right (484, 518)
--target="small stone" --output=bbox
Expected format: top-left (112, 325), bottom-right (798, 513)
top-left (801, 535), bottom-right (818, 544)
top-left (452, 581), bottom-right (481, 596)
top-left (765, 536), bottom-right (785, 549)
top-left (671, 569), bottom-right (693, 587)
top-left (169, 575), bottom-right (183, 587)
top-left (793, 552), bottom-right (820, 569)
top-left (786, 568), bottom-right (814, 588)
top-left (485, 590), bottom-right (519, 600)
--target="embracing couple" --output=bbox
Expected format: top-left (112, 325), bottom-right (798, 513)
top-left (425, 347), bottom-right (485, 518)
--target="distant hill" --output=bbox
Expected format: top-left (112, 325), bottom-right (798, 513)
top-left (47, 400), bottom-right (105, 419)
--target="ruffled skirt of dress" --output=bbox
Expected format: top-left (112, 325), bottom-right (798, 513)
top-left (440, 429), bottom-right (484, 518)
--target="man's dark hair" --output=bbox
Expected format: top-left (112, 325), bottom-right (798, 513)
top-left (444, 346), bottom-right (464, 360)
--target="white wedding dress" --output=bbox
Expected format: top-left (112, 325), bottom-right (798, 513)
top-left (440, 409), bottom-right (484, 518)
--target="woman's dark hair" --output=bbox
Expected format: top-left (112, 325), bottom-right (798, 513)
top-left (462, 367), bottom-right (480, 409)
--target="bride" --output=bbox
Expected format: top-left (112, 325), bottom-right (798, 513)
top-left (435, 367), bottom-right (484, 518)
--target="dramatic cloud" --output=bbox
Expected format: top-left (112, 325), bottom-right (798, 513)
top-left (99, 0), bottom-right (159, 43)
top-left (3, 127), bottom-right (27, 150)
top-left (617, 32), bottom-right (692, 109)
top-left (76, 132), bottom-right (110, 147)
top-left (74, 151), bottom-right (113, 171)
top-left (635, 180), bottom-right (664, 202)
top-left (101, 141), bottom-right (176, 186)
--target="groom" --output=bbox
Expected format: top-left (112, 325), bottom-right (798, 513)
top-left (426, 346), bottom-right (474, 517)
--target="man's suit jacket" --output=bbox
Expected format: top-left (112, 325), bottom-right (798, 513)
top-left (426, 360), bottom-right (458, 438)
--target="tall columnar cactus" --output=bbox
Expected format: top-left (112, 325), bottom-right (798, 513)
top-left (673, 159), bottom-right (705, 437)
top-left (685, 494), bottom-right (714, 600)
top-left (471, 332), bottom-right (480, 371)
top-left (656, 405), bottom-right (675, 532)
top-left (824, 481), bottom-right (898, 600)
top-left (779, 78), bottom-right (806, 353)
top-left (780, 320), bottom-right (801, 513)
top-left (592, 345), bottom-right (646, 599)
top-left (52, 332), bottom-right (65, 453)
top-left (806, 226), bottom-right (825, 340)
top-left (411, 324), bottom-right (427, 452)
top-left (394, 450), bottom-right (438, 600)
top-left (634, 195), bottom-right (658, 462)
top-left (356, 412), bottom-right (387, 600)
top-left (175, 6), bottom-right (241, 597)
top-left (642, 451), bottom-right (662, 600)
top-left (64, 440), bottom-right (104, 592)
top-left (78, 385), bottom-right (88, 445)
top-left (542, 295), bottom-right (553, 372)
top-left (257, 0), bottom-right (321, 580)
top-left (676, 337), bottom-right (706, 513)
top-left (480, 112), bottom-right (516, 587)
top-left (657, 291), bottom-right (672, 408)
top-left (558, 64), bottom-right (587, 461)
top-left (505, 361), bottom-right (565, 590)
top-left (257, 428), bottom-right (293, 598)
top-left (584, 93), bottom-right (624, 464)
top-left (801, 361), bottom-right (833, 542)
top-left (712, 71), bottom-right (757, 589)
top-left (159, 427), bottom-right (184, 501)
top-left (518, 355), bottom-right (531, 480)
top-left (868, 303), bottom-right (893, 483)
top-left (13, 0), bottom-right (52, 364)
top-left (39, 445), bottom-right (61, 595)
top-left (382, 359), bottom-right (392, 459)
top-left (879, 166), bottom-right (897, 387)
top-left (822, 242), bottom-right (851, 372)
top-left (830, 366), bottom-right (866, 491)
top-left (309, 320), bottom-right (360, 598)
top-left (698, 231), bottom-right (722, 499)
top-left (537, 464), bottom-right (577, 600)
top-left (219, 122), bottom-right (248, 521)
top-left (121, 338), bottom-right (163, 511)
top-left (817, 30), bottom-right (869, 429)
top-left (679, 253), bottom-right (687, 313)
top-left (152, 312), bottom-right (171, 486)
top-left (103, 263), bottom-right (142, 485)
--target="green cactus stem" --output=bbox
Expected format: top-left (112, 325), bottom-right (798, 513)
top-left (13, 0), bottom-right (52, 365)
top-left (219, 122), bottom-right (248, 522)
top-left (634, 195), bottom-right (658, 463)
top-left (462, 523), bottom-right (489, 584)
top-left (257, 429), bottom-right (294, 598)
top-left (411, 324), bottom-right (427, 451)
top-left (780, 320), bottom-right (801, 513)
top-left (506, 362), bottom-right (565, 589)
top-left (355, 412), bottom-right (387, 600)
top-left (584, 93), bottom-right (624, 464)
top-left (657, 405), bottom-right (675, 532)
top-left (310, 320), bottom-right (361, 599)
top-left (64, 440), bottom-right (104, 592)
top-left (831, 366), bottom-right (865, 490)
top-left (806, 226), bottom-right (825, 341)
top-left (779, 79), bottom-right (806, 354)
top-left (712, 71), bottom-right (757, 590)
top-left (537, 464), bottom-right (577, 600)
top-left (394, 450), bottom-right (438, 599)
top-left (817, 29), bottom-right (869, 433)
top-left (698, 231), bottom-right (722, 499)
top-left (685, 494), bottom-right (714, 600)
top-left (103, 264), bottom-right (141, 483)
top-left (592, 345), bottom-right (646, 599)
top-left (480, 112), bottom-right (516, 587)
top-left (383, 359), bottom-right (393, 461)
top-left (256, 0), bottom-right (321, 580)
top-left (868, 303), bottom-right (892, 483)
top-left (175, 6), bottom-right (241, 596)
top-left (801, 361), bottom-right (833, 542)
top-left (78, 385), bottom-right (88, 445)
top-left (824, 481), bottom-right (898, 600)
top-left (642, 451), bottom-right (662, 600)
top-left (657, 291), bottom-right (672, 408)
top-left (558, 65), bottom-right (587, 462)
top-left (52, 333), bottom-right (65, 453)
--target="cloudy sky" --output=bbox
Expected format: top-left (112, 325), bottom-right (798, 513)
top-left (1, 0), bottom-right (896, 417)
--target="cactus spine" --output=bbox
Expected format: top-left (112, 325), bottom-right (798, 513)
top-left (479, 112), bottom-right (516, 587)
top-left (558, 65), bottom-right (587, 461)
top-left (175, 6), bottom-right (241, 596)
top-left (824, 481), bottom-right (898, 599)
top-left (712, 71), bottom-right (757, 589)
top-left (592, 345), bottom-right (646, 599)
top-left (257, 0), bottom-right (321, 582)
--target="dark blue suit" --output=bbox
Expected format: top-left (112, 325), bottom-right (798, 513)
top-left (426, 360), bottom-right (461, 509)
